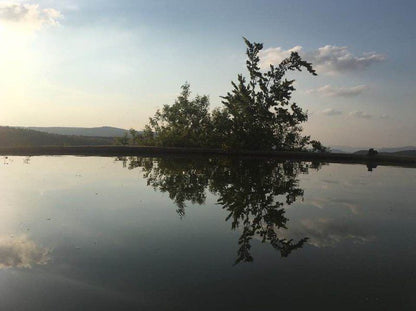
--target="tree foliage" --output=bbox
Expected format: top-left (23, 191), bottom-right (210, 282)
top-left (135, 38), bottom-right (324, 151)
top-left (217, 38), bottom-right (317, 150)
top-left (139, 83), bottom-right (213, 147)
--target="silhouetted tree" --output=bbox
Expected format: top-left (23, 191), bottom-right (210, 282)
top-left (310, 140), bottom-right (330, 152)
top-left (217, 38), bottom-right (318, 150)
top-left (368, 148), bottom-right (378, 156)
top-left (141, 83), bottom-right (213, 147)
top-left (115, 132), bottom-right (129, 145)
top-left (132, 38), bottom-right (325, 151)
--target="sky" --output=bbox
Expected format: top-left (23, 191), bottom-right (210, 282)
top-left (0, 0), bottom-right (415, 147)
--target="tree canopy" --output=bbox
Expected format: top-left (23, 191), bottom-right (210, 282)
top-left (135, 83), bottom-right (213, 147)
top-left (129, 38), bottom-right (326, 152)
top-left (217, 38), bottom-right (317, 151)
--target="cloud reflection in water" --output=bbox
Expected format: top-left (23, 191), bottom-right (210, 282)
top-left (0, 235), bottom-right (50, 269)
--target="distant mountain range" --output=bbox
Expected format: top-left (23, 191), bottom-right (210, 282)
top-left (22, 126), bottom-right (129, 137)
top-left (0, 126), bottom-right (114, 147)
top-left (330, 145), bottom-right (416, 154)
top-left (393, 150), bottom-right (416, 156)
top-left (353, 149), bottom-right (416, 157)
top-left (378, 146), bottom-right (416, 153)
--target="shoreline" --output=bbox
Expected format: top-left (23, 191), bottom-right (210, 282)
top-left (0, 145), bottom-right (415, 167)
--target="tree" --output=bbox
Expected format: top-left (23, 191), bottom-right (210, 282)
top-left (367, 148), bottom-right (378, 156)
top-left (134, 38), bottom-right (324, 151)
top-left (115, 132), bottom-right (129, 145)
top-left (218, 37), bottom-right (318, 151)
top-left (141, 83), bottom-right (213, 147)
top-left (310, 140), bottom-right (330, 152)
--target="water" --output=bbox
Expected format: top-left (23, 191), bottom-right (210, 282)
top-left (0, 156), bottom-right (415, 310)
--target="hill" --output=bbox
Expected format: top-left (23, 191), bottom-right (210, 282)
top-left (23, 126), bottom-right (128, 137)
top-left (379, 146), bottom-right (416, 153)
top-left (393, 150), bottom-right (416, 156)
top-left (354, 149), bottom-right (416, 157)
top-left (0, 127), bottom-right (114, 147)
top-left (333, 145), bottom-right (416, 154)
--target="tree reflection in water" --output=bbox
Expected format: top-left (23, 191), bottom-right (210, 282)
top-left (117, 156), bottom-right (324, 264)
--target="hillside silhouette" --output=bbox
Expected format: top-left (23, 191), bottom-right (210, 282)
top-left (24, 126), bottom-right (128, 137)
top-left (354, 149), bottom-right (416, 157)
top-left (0, 126), bottom-right (114, 147)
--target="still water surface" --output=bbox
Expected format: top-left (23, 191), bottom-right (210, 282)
top-left (0, 156), bottom-right (415, 310)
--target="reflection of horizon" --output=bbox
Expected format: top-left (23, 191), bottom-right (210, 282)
top-left (0, 235), bottom-right (50, 269)
top-left (117, 156), bottom-right (326, 264)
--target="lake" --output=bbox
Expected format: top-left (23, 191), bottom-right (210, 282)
top-left (0, 156), bottom-right (415, 310)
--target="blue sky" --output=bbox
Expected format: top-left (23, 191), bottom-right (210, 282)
top-left (0, 0), bottom-right (415, 147)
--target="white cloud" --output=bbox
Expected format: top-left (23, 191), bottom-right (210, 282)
top-left (322, 108), bottom-right (343, 116)
top-left (0, 235), bottom-right (50, 269)
top-left (0, 2), bottom-right (63, 31)
top-left (259, 46), bottom-right (302, 69)
top-left (259, 45), bottom-right (385, 74)
top-left (307, 45), bottom-right (385, 74)
top-left (349, 111), bottom-right (373, 119)
top-left (307, 84), bottom-right (369, 97)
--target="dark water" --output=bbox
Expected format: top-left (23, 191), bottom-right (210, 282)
top-left (0, 156), bottom-right (415, 310)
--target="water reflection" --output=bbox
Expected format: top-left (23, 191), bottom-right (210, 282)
top-left (284, 217), bottom-right (375, 248)
top-left (366, 162), bottom-right (377, 171)
top-left (0, 235), bottom-right (50, 269)
top-left (117, 156), bottom-right (325, 263)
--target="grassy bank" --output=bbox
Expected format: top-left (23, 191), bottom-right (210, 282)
top-left (0, 145), bottom-right (415, 167)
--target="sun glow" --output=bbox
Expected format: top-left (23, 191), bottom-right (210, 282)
top-left (0, 1), bottom-right (62, 124)
top-left (0, 22), bottom-right (38, 111)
